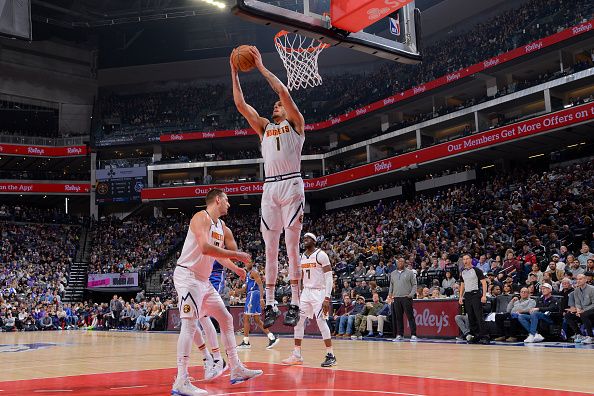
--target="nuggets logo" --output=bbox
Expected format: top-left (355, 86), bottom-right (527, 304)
top-left (183, 304), bottom-right (191, 314)
top-left (97, 182), bottom-right (109, 195)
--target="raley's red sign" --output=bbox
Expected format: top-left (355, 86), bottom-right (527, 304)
top-left (402, 300), bottom-right (460, 337)
top-left (143, 102), bottom-right (594, 201)
top-left (159, 19), bottom-right (594, 143)
top-left (0, 182), bottom-right (90, 194)
top-left (0, 144), bottom-right (88, 157)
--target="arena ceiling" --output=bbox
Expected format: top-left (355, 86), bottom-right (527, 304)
top-left (29, 0), bottom-right (524, 68)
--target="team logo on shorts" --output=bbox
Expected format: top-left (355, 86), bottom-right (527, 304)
top-left (298, 214), bottom-right (304, 224)
top-left (183, 304), bottom-right (191, 313)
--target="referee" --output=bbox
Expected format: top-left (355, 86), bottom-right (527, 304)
top-left (388, 258), bottom-right (418, 341)
top-left (459, 254), bottom-right (490, 344)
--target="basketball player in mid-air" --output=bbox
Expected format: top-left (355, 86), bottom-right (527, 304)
top-left (281, 232), bottom-right (337, 367)
top-left (231, 46), bottom-right (305, 328)
top-left (237, 260), bottom-right (280, 349)
top-left (172, 189), bottom-right (263, 396)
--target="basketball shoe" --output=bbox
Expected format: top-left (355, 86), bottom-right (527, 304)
top-left (266, 334), bottom-right (280, 349)
top-left (204, 358), bottom-right (227, 381)
top-left (321, 353), bottom-right (337, 367)
top-left (283, 304), bottom-right (300, 326)
top-left (171, 376), bottom-right (207, 395)
top-left (230, 365), bottom-right (263, 385)
top-left (281, 351), bottom-right (304, 365)
top-left (263, 305), bottom-right (280, 328)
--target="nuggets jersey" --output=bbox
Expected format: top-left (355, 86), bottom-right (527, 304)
top-left (300, 248), bottom-right (331, 289)
top-left (177, 212), bottom-right (224, 282)
top-left (261, 120), bottom-right (304, 177)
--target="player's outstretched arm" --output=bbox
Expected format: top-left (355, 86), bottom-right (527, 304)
top-left (230, 55), bottom-right (268, 139)
top-left (189, 212), bottom-right (251, 265)
top-left (249, 46), bottom-right (305, 134)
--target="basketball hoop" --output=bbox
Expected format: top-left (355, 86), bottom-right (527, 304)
top-left (274, 30), bottom-right (330, 91)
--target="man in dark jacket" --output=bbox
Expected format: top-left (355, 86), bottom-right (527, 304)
top-left (334, 295), bottom-right (354, 337)
top-left (517, 283), bottom-right (560, 343)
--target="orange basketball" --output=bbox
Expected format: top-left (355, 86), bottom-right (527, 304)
top-left (232, 45), bottom-right (255, 72)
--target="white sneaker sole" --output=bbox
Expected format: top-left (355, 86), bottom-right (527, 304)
top-left (266, 337), bottom-right (280, 349)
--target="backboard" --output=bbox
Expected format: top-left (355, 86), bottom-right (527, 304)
top-left (232, 0), bottom-right (422, 63)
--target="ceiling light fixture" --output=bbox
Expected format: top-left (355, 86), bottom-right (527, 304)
top-left (198, 0), bottom-right (225, 9)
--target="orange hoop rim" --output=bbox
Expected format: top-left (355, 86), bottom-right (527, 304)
top-left (274, 30), bottom-right (331, 54)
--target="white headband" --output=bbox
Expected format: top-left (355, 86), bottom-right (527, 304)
top-left (303, 232), bottom-right (317, 242)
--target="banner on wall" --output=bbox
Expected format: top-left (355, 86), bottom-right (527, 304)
top-left (0, 144), bottom-right (88, 157)
top-left (87, 273), bottom-right (139, 288)
top-left (0, 182), bottom-right (90, 194)
top-left (166, 300), bottom-right (460, 337)
top-left (143, 102), bottom-right (594, 201)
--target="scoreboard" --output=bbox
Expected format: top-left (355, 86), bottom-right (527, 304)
top-left (95, 167), bottom-right (147, 204)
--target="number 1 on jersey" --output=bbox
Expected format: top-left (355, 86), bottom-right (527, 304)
top-left (276, 137), bottom-right (281, 151)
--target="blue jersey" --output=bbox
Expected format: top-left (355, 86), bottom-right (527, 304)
top-left (209, 261), bottom-right (226, 293)
top-left (246, 270), bottom-right (259, 294)
top-left (244, 268), bottom-right (261, 315)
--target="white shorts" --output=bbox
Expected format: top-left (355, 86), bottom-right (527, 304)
top-left (174, 266), bottom-right (218, 319)
top-left (261, 177), bottom-right (305, 232)
top-left (300, 288), bottom-right (325, 319)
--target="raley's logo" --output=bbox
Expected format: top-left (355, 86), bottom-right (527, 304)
top-left (524, 41), bottom-right (543, 53)
top-left (27, 147), bottom-right (45, 155)
top-left (483, 57), bottom-right (500, 68)
top-left (374, 161), bottom-right (392, 173)
top-left (446, 72), bottom-right (461, 82)
top-left (266, 125), bottom-right (290, 138)
top-left (0, 145), bottom-right (3, 152)
top-left (234, 129), bottom-right (249, 136)
top-left (573, 23), bottom-right (593, 35)
top-left (413, 85), bottom-right (426, 95)
top-left (66, 147), bottom-right (83, 155)
top-left (170, 134), bottom-right (184, 141)
top-left (411, 309), bottom-right (450, 334)
top-left (65, 185), bottom-right (82, 192)
top-left (383, 97), bottom-right (395, 106)
top-left (202, 132), bottom-right (216, 139)
top-left (356, 108), bottom-right (367, 116)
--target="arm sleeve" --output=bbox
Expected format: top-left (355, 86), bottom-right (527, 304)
top-left (317, 251), bottom-right (333, 299)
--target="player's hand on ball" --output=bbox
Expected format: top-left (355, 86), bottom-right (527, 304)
top-left (249, 46), bottom-right (264, 70)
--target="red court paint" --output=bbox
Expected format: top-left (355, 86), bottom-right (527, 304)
top-left (0, 363), bottom-right (587, 395)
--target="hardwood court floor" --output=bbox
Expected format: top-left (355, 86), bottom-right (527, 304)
top-left (0, 331), bottom-right (592, 395)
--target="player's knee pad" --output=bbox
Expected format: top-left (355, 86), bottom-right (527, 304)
top-left (294, 316), bottom-right (306, 340)
top-left (316, 317), bottom-right (331, 340)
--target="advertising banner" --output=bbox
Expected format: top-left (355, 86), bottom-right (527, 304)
top-left (0, 144), bottom-right (88, 157)
top-left (143, 102), bottom-right (594, 201)
top-left (0, 182), bottom-right (90, 194)
top-left (87, 273), bottom-right (139, 288)
top-left (166, 300), bottom-right (460, 337)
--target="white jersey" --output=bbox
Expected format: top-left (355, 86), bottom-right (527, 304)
top-left (261, 120), bottom-right (304, 178)
top-left (300, 248), bottom-right (331, 289)
top-left (177, 212), bottom-right (225, 282)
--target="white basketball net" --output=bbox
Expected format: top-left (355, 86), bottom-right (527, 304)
top-left (274, 31), bottom-right (330, 91)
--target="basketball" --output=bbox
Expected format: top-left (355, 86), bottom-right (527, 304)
top-left (232, 45), bottom-right (255, 72)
